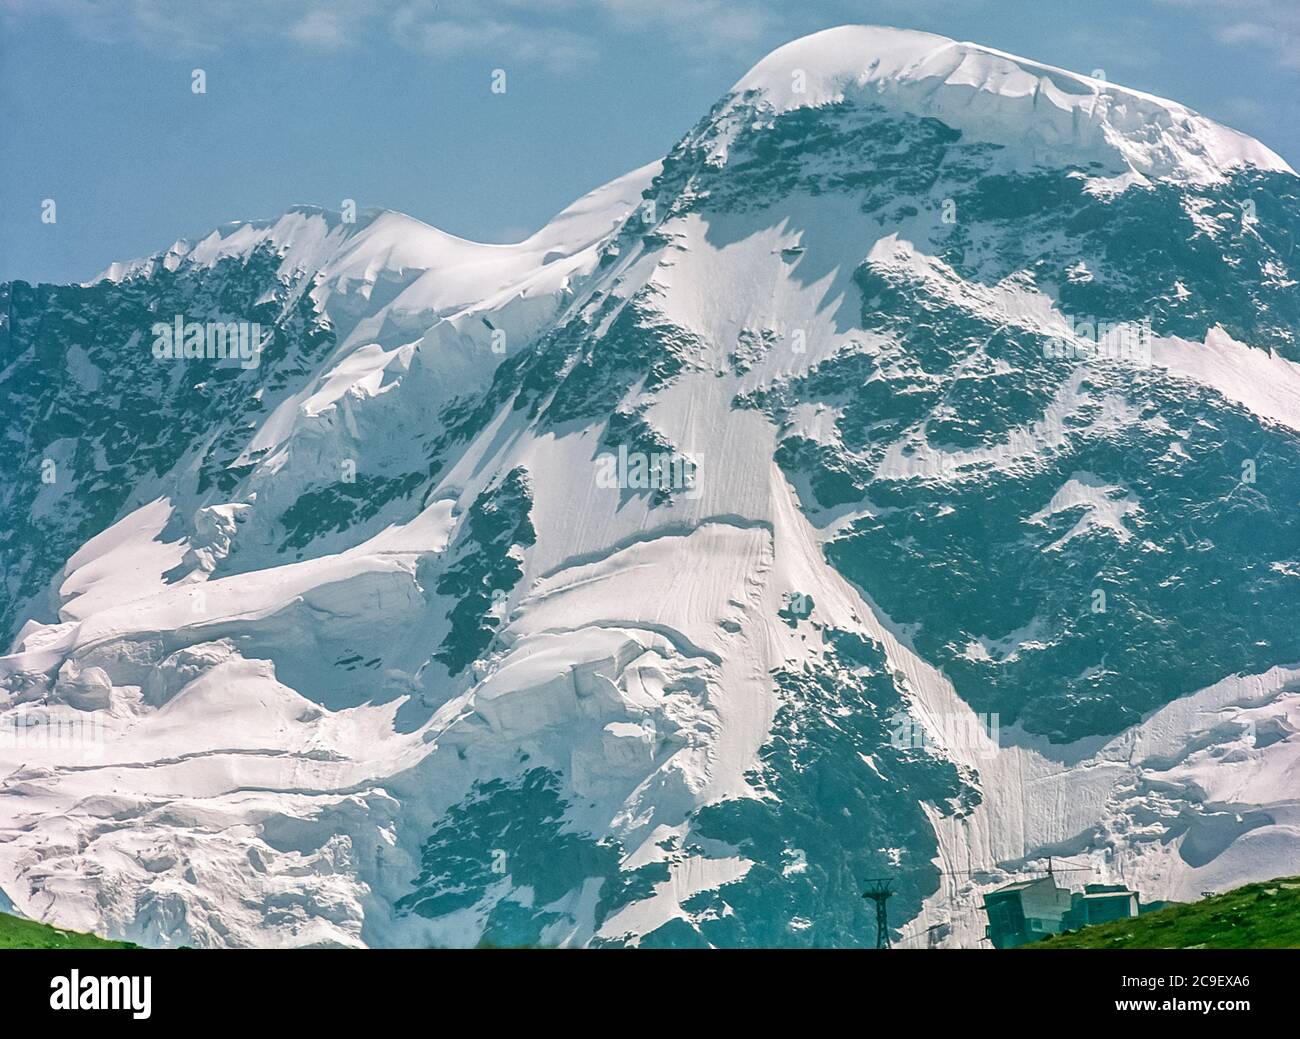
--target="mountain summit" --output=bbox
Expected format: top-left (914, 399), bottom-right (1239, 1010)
top-left (730, 26), bottom-right (1292, 182)
top-left (2, 27), bottom-right (1299, 948)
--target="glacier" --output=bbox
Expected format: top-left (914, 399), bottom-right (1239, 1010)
top-left (1, 25), bottom-right (1298, 948)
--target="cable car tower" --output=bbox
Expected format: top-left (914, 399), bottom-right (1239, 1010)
top-left (862, 877), bottom-right (894, 949)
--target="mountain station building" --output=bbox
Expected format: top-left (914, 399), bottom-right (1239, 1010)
top-left (982, 877), bottom-right (1143, 948)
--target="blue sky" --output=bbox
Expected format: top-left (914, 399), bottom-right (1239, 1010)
top-left (3, 0), bottom-right (1298, 284)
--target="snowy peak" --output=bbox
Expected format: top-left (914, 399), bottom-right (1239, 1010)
top-left (729, 25), bottom-right (1294, 183)
top-left (89, 164), bottom-right (658, 321)
top-left (90, 205), bottom-right (366, 285)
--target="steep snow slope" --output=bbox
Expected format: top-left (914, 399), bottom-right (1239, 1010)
top-left (2, 25), bottom-right (1298, 948)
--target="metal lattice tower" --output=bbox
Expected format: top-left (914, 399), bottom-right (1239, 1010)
top-left (862, 878), bottom-right (894, 949)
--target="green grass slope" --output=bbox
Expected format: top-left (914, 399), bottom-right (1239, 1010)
top-left (1034, 876), bottom-right (1300, 949)
top-left (0, 910), bottom-right (135, 949)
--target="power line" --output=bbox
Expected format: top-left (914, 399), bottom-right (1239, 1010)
top-left (925, 856), bottom-right (1097, 879)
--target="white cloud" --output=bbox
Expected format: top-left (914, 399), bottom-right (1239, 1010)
top-left (16, 0), bottom-right (287, 52)
top-left (1157, 0), bottom-right (1300, 72)
top-left (22, 0), bottom-right (1300, 78)
top-left (288, 8), bottom-right (363, 52)
top-left (599, 0), bottom-right (778, 52)
top-left (19, 0), bottom-right (794, 68)
top-left (390, 1), bottom-right (598, 73)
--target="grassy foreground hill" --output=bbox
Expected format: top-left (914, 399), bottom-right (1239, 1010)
top-left (1034, 876), bottom-right (1300, 949)
top-left (0, 910), bottom-right (135, 949)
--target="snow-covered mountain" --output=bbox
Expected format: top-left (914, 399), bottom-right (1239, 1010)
top-left (3, 25), bottom-right (1299, 948)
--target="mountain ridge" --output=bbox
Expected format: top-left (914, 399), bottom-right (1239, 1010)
top-left (87, 27), bottom-right (1293, 297)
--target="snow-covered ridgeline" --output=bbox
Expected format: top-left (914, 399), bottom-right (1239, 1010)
top-left (728, 26), bottom-right (1293, 184)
